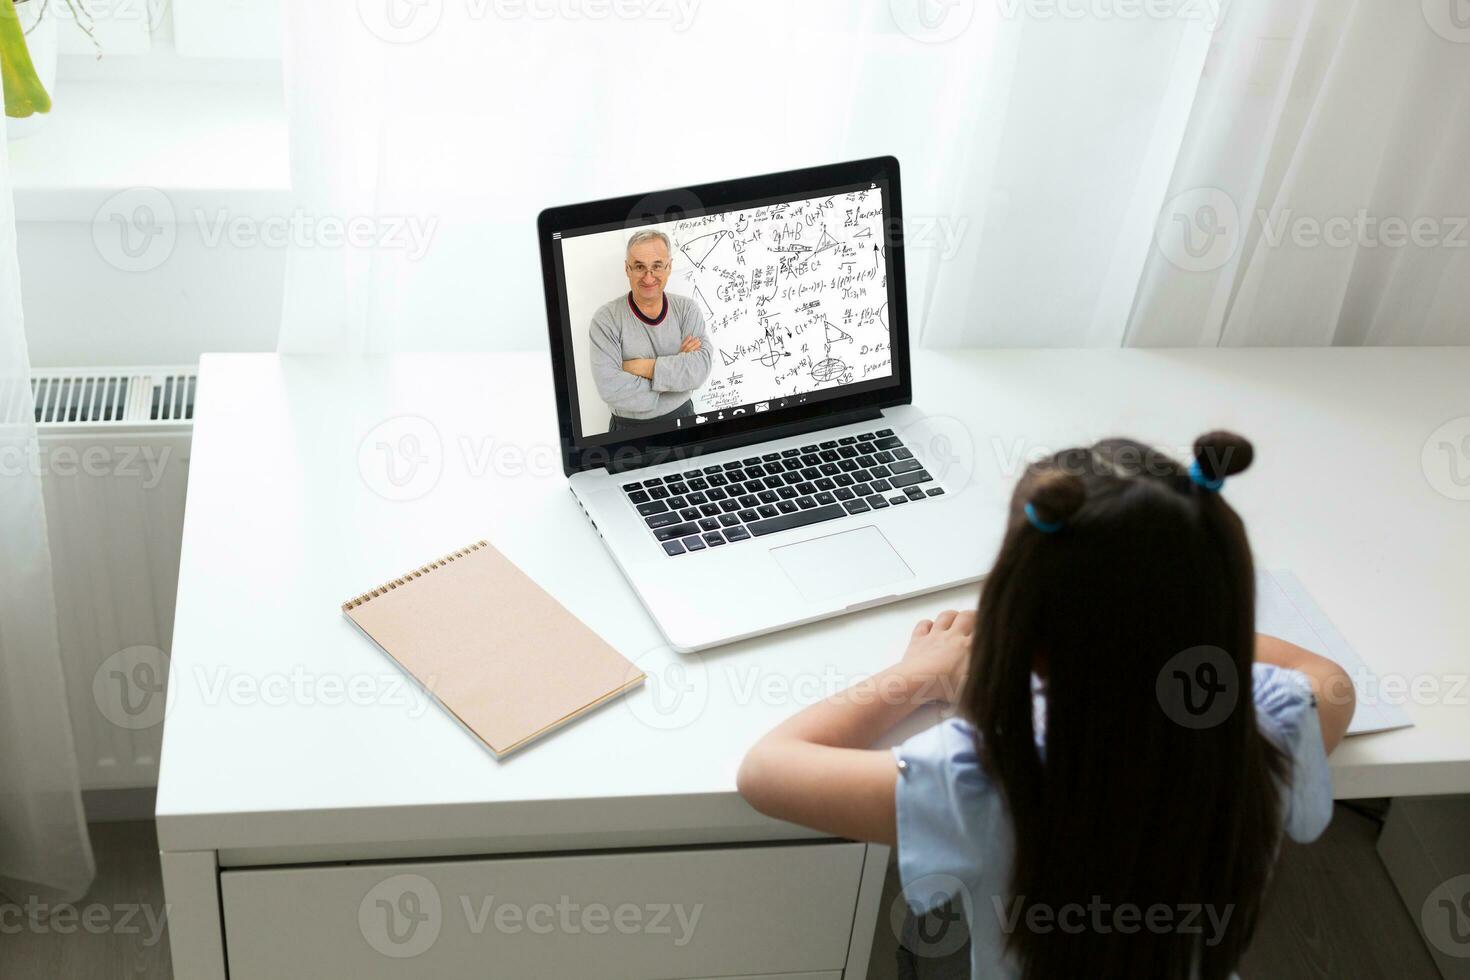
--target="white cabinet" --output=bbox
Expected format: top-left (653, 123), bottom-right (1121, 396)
top-left (220, 842), bottom-right (865, 979)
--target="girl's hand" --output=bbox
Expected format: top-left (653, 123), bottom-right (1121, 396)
top-left (738, 609), bottom-right (978, 845)
top-left (901, 609), bottom-right (975, 703)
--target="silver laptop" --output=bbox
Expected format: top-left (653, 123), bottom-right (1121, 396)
top-left (538, 157), bottom-right (1000, 652)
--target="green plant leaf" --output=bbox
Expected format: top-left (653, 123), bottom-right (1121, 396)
top-left (2, 0), bottom-right (53, 118)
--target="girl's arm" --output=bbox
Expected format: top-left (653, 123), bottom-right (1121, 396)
top-left (737, 610), bottom-right (975, 845)
top-left (1255, 633), bottom-right (1356, 753)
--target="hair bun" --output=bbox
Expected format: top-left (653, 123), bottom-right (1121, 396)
top-left (1192, 431), bottom-right (1254, 483)
top-left (1028, 468), bottom-right (1087, 526)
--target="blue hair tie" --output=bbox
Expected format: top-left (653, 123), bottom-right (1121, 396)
top-left (1188, 458), bottom-right (1226, 492)
top-left (1024, 502), bottom-right (1064, 533)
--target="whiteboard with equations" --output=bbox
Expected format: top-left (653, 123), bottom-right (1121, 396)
top-left (1257, 570), bottom-right (1413, 736)
top-left (667, 186), bottom-right (892, 413)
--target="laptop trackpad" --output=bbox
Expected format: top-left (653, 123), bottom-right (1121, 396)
top-left (770, 526), bottom-right (915, 603)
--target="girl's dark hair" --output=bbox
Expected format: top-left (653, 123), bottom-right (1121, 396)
top-left (962, 431), bottom-right (1284, 980)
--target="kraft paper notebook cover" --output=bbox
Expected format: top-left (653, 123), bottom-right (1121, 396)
top-left (342, 540), bottom-right (644, 758)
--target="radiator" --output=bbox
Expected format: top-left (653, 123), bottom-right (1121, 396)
top-left (32, 367), bottom-right (194, 791)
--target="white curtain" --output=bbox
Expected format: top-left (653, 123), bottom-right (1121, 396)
top-left (280, 1), bottom-right (1470, 352)
top-left (918, 1), bottom-right (1218, 347)
top-left (0, 115), bottom-right (95, 905)
top-left (1129, 0), bottom-right (1470, 345)
top-left (279, 2), bottom-right (875, 352)
top-left (924, 0), bottom-right (1470, 347)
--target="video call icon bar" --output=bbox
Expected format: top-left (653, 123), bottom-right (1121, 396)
top-left (677, 399), bottom-right (784, 429)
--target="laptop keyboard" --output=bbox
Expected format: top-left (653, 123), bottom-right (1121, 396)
top-left (618, 429), bottom-right (944, 557)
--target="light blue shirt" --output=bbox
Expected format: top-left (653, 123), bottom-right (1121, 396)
top-left (892, 663), bottom-right (1334, 980)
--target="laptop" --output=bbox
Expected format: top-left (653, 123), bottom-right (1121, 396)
top-left (538, 157), bottom-right (1001, 652)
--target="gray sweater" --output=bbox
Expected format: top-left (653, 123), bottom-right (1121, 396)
top-left (589, 291), bottom-right (712, 420)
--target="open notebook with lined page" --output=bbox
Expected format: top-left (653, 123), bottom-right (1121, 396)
top-left (1257, 569), bottom-right (1413, 736)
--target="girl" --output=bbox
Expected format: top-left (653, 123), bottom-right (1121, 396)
top-left (738, 432), bottom-right (1355, 980)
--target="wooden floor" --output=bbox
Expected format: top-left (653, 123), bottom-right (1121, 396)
top-left (866, 803), bottom-right (1442, 980)
top-left (0, 822), bottom-right (172, 980)
top-left (1240, 803), bottom-right (1440, 978)
top-left (0, 804), bottom-right (1441, 979)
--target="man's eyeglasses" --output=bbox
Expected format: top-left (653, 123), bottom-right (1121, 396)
top-left (627, 261), bottom-right (671, 277)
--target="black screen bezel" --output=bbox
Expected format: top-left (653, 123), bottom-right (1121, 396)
top-left (537, 156), bottom-right (910, 476)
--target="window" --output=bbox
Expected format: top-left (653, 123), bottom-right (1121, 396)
top-left (54, 0), bottom-right (282, 61)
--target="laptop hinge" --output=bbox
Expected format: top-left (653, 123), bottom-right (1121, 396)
top-left (604, 405), bottom-right (885, 474)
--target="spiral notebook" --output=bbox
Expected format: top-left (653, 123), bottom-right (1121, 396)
top-left (342, 540), bottom-right (644, 758)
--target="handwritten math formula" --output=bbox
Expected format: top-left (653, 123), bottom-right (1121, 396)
top-left (669, 187), bottom-right (892, 412)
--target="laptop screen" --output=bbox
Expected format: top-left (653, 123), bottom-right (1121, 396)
top-left (541, 160), bottom-right (908, 469)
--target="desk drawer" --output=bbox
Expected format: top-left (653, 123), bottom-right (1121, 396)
top-left (220, 841), bottom-right (865, 980)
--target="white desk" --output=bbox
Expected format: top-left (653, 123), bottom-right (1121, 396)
top-left (157, 348), bottom-right (1470, 978)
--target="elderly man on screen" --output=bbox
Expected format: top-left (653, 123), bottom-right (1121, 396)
top-left (589, 230), bottom-right (712, 433)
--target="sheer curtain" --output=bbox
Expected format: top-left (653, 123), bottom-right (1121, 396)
top-left (279, 2), bottom-right (1470, 352)
top-left (918, 3), bottom-right (1217, 347)
top-left (0, 113), bottom-right (95, 907)
top-left (278, 3), bottom-right (877, 352)
top-left (1128, 0), bottom-right (1470, 345)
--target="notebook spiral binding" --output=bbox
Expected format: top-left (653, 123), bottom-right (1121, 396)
top-left (341, 540), bottom-right (490, 612)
